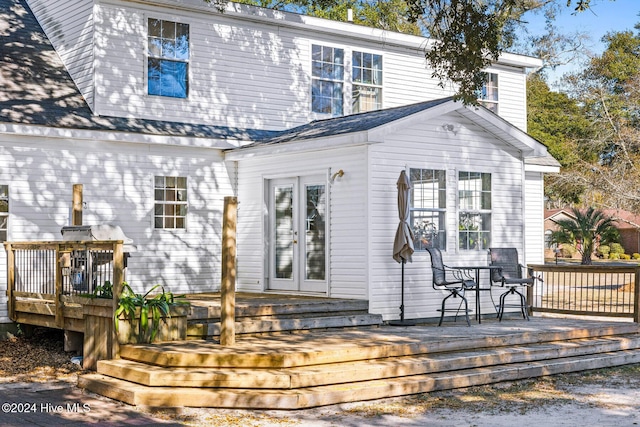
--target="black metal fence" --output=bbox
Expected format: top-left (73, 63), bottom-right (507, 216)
top-left (528, 264), bottom-right (640, 321)
top-left (8, 243), bottom-right (117, 296)
top-left (3, 240), bottom-right (126, 327)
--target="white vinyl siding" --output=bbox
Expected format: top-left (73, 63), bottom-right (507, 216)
top-left (27, 0), bottom-right (95, 110)
top-left (0, 185), bottom-right (7, 242)
top-left (368, 112), bottom-right (525, 320)
top-left (0, 134), bottom-right (231, 297)
top-left (0, 185), bottom-right (6, 322)
top-left (37, 0), bottom-right (529, 131)
top-left (235, 146), bottom-right (369, 299)
top-left (492, 66), bottom-right (528, 131)
top-left (524, 171), bottom-right (545, 264)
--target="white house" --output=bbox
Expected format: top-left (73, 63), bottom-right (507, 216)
top-left (0, 0), bottom-right (559, 333)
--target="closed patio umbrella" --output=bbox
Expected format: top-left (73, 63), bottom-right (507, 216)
top-left (390, 170), bottom-right (415, 325)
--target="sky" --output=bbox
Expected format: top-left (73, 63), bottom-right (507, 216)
top-left (520, 0), bottom-right (640, 86)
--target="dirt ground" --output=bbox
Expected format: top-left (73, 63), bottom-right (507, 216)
top-left (2, 327), bottom-right (640, 427)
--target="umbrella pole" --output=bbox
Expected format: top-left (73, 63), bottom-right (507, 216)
top-left (400, 260), bottom-right (405, 321)
top-left (389, 259), bottom-right (416, 326)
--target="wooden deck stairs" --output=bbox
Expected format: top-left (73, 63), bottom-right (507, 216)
top-left (79, 318), bottom-right (640, 409)
top-left (185, 293), bottom-right (384, 338)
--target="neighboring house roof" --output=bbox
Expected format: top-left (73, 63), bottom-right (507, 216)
top-left (0, 0), bottom-right (274, 143)
top-left (545, 208), bottom-right (640, 231)
top-left (604, 210), bottom-right (640, 231)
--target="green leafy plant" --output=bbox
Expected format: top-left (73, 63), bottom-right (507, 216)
top-left (94, 280), bottom-right (113, 299)
top-left (550, 207), bottom-right (619, 265)
top-left (597, 245), bottom-right (610, 258)
top-left (114, 282), bottom-right (187, 342)
top-left (78, 280), bottom-right (114, 299)
top-left (610, 243), bottom-right (625, 255)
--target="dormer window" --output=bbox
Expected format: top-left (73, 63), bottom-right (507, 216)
top-left (147, 18), bottom-right (189, 98)
top-left (352, 51), bottom-right (382, 113)
top-left (311, 45), bottom-right (344, 116)
top-left (478, 72), bottom-right (498, 113)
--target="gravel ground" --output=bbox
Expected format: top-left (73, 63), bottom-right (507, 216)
top-left (2, 327), bottom-right (640, 427)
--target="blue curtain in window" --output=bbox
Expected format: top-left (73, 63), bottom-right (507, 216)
top-left (148, 59), bottom-right (188, 98)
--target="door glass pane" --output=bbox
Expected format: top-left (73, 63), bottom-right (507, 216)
top-left (305, 184), bottom-right (325, 280)
top-left (275, 186), bottom-right (294, 279)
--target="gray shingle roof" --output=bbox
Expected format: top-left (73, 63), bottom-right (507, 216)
top-left (250, 97), bottom-right (454, 146)
top-left (0, 0), bottom-right (274, 141)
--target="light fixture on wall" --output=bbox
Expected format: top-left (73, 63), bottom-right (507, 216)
top-left (330, 169), bottom-right (345, 184)
top-left (442, 123), bottom-right (460, 135)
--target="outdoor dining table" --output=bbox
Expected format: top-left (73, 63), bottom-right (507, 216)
top-left (450, 265), bottom-right (502, 324)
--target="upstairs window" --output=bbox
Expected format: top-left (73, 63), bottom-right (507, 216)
top-left (0, 185), bottom-right (7, 241)
top-left (154, 176), bottom-right (187, 229)
top-left (410, 169), bottom-right (446, 250)
top-left (147, 18), bottom-right (189, 98)
top-left (478, 73), bottom-right (498, 113)
top-left (458, 172), bottom-right (491, 250)
top-left (352, 51), bottom-right (382, 113)
top-left (311, 45), bottom-right (344, 116)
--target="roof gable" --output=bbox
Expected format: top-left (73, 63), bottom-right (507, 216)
top-left (229, 98), bottom-right (559, 169)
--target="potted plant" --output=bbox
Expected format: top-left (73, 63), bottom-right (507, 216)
top-left (114, 282), bottom-right (189, 344)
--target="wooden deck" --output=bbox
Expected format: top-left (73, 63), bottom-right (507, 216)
top-left (185, 292), bottom-right (383, 338)
top-left (79, 316), bottom-right (640, 409)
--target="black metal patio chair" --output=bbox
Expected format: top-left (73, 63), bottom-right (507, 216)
top-left (425, 246), bottom-right (477, 326)
top-left (489, 247), bottom-right (537, 321)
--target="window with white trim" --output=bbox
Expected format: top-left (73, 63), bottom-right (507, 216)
top-left (478, 72), bottom-right (498, 113)
top-left (311, 45), bottom-right (344, 115)
top-left (458, 172), bottom-right (491, 250)
top-left (410, 169), bottom-right (446, 250)
top-left (154, 176), bottom-right (187, 229)
top-left (0, 185), bottom-right (7, 242)
top-left (352, 51), bottom-right (382, 113)
top-left (147, 18), bottom-right (189, 98)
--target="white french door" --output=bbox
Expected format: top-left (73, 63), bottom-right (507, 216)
top-left (268, 175), bottom-right (327, 293)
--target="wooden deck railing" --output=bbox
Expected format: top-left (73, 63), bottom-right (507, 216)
top-left (3, 240), bottom-right (125, 329)
top-left (528, 264), bottom-right (640, 322)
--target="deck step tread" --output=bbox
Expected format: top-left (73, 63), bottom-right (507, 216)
top-left (187, 313), bottom-right (384, 337)
top-left (80, 348), bottom-right (640, 409)
top-left (98, 335), bottom-right (640, 388)
top-left (119, 324), bottom-right (640, 368)
top-left (187, 295), bottom-right (370, 320)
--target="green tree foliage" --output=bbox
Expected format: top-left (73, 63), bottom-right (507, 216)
top-left (527, 74), bottom-right (593, 206)
top-left (208, 0), bottom-right (602, 105)
top-left (559, 26), bottom-right (640, 211)
top-left (550, 207), bottom-right (619, 265)
top-left (527, 74), bottom-right (591, 168)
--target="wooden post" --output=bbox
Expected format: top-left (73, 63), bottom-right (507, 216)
top-left (72, 184), bottom-right (83, 226)
top-left (55, 245), bottom-right (64, 328)
top-left (4, 243), bottom-right (15, 320)
top-left (220, 196), bottom-right (237, 346)
top-left (112, 241), bottom-right (125, 358)
top-left (634, 267), bottom-right (640, 323)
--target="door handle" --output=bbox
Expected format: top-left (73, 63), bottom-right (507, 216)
top-left (293, 240), bottom-right (298, 244)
